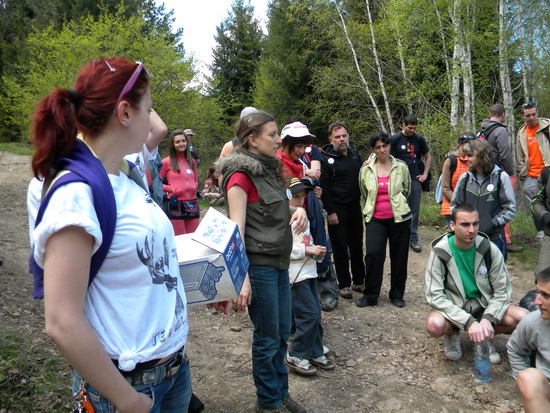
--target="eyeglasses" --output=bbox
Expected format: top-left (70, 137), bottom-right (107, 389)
top-left (112, 61), bottom-right (149, 115)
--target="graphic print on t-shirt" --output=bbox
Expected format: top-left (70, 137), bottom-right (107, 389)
top-left (136, 233), bottom-right (186, 341)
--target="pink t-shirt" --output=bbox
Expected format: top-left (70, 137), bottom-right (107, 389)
top-left (226, 172), bottom-right (260, 202)
top-left (373, 176), bottom-right (393, 219)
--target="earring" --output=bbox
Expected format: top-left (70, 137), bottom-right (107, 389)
top-left (126, 122), bottom-right (131, 128)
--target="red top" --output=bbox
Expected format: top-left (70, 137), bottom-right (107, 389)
top-left (373, 176), bottom-right (393, 219)
top-left (277, 150), bottom-right (304, 178)
top-left (227, 172), bottom-right (259, 202)
top-left (160, 154), bottom-right (198, 200)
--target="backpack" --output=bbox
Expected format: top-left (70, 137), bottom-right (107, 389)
top-left (477, 123), bottom-right (503, 140)
top-left (30, 139), bottom-right (147, 299)
top-left (435, 154), bottom-right (457, 204)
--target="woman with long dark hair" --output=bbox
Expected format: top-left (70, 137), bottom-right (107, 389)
top-left (30, 57), bottom-right (191, 412)
top-left (217, 111), bottom-right (308, 413)
top-left (160, 130), bottom-right (200, 235)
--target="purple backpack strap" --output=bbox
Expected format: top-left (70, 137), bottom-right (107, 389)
top-left (31, 140), bottom-right (116, 299)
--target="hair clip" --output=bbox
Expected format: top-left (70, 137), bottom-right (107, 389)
top-left (247, 117), bottom-right (254, 128)
top-left (105, 61), bottom-right (116, 72)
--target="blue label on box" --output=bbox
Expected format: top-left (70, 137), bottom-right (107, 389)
top-left (223, 229), bottom-right (249, 294)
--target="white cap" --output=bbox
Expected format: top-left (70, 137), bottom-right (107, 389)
top-left (280, 122), bottom-right (316, 140)
top-left (240, 107), bottom-right (258, 119)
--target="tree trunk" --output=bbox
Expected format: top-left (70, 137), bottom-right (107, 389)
top-left (365, 0), bottom-right (394, 135)
top-left (334, 1), bottom-right (386, 132)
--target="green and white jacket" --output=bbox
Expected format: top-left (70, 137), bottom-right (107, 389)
top-left (425, 232), bottom-right (511, 331)
top-left (358, 155), bottom-right (411, 223)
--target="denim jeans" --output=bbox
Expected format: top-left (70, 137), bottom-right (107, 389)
top-left (289, 278), bottom-right (324, 359)
top-left (72, 352), bottom-right (192, 413)
top-left (248, 265), bottom-right (291, 409)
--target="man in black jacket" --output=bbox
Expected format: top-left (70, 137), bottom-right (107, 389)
top-left (320, 121), bottom-right (365, 299)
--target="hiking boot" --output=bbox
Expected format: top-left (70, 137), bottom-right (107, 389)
top-left (284, 353), bottom-right (317, 376)
top-left (444, 333), bottom-right (462, 361)
top-left (507, 243), bottom-right (523, 253)
top-left (351, 283), bottom-right (365, 293)
top-left (488, 340), bottom-right (501, 365)
top-left (320, 298), bottom-right (338, 312)
top-left (339, 287), bottom-right (353, 299)
top-left (410, 242), bottom-right (422, 253)
top-left (391, 298), bottom-right (406, 308)
top-left (309, 355), bottom-right (336, 370)
top-left (356, 297), bottom-right (377, 307)
top-left (255, 403), bottom-right (290, 413)
top-left (282, 396), bottom-right (307, 413)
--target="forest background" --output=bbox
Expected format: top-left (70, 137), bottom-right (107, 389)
top-left (0, 0), bottom-right (549, 176)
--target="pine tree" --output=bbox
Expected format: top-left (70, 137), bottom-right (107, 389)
top-left (210, 0), bottom-right (263, 123)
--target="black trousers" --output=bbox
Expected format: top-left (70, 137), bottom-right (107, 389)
top-left (327, 202), bottom-right (365, 289)
top-left (363, 218), bottom-right (411, 302)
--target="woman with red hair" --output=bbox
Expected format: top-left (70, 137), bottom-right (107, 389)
top-left (30, 58), bottom-right (191, 412)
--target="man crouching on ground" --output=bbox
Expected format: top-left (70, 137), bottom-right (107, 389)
top-left (507, 266), bottom-right (550, 412)
top-left (425, 203), bottom-right (527, 363)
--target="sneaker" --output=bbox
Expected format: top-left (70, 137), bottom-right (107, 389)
top-left (310, 355), bottom-right (336, 370)
top-left (320, 297), bottom-right (338, 312)
top-left (255, 403), bottom-right (290, 413)
top-left (282, 396), bottom-right (307, 413)
top-left (284, 353), bottom-right (317, 376)
top-left (323, 345), bottom-right (330, 355)
top-left (538, 230), bottom-right (545, 243)
top-left (410, 242), bottom-right (422, 253)
top-left (488, 340), bottom-right (502, 365)
top-left (351, 283), bottom-right (365, 293)
top-left (444, 333), bottom-right (462, 361)
top-left (507, 243), bottom-right (524, 253)
top-left (339, 287), bottom-right (353, 299)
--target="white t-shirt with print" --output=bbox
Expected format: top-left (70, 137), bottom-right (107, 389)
top-left (124, 143), bottom-right (158, 187)
top-left (33, 172), bottom-right (187, 371)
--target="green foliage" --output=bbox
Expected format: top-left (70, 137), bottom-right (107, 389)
top-left (0, 329), bottom-right (70, 412)
top-left (0, 142), bottom-right (34, 156)
top-left (0, 5), bottom-right (194, 141)
top-left (210, 0), bottom-right (264, 124)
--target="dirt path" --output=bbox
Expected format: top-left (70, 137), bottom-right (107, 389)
top-left (0, 152), bottom-right (534, 412)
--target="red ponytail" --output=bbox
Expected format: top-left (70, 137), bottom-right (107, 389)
top-left (31, 57), bottom-right (149, 180)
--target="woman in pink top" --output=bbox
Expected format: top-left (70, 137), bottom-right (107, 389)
top-left (160, 130), bottom-right (199, 235)
top-left (357, 132), bottom-right (412, 308)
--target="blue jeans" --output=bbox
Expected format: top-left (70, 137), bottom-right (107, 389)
top-left (248, 265), bottom-right (292, 409)
top-left (407, 180), bottom-right (422, 244)
top-left (289, 278), bottom-right (324, 359)
top-left (492, 237), bottom-right (507, 262)
top-left (72, 352), bottom-right (192, 413)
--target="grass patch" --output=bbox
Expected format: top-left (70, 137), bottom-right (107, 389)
top-left (0, 142), bottom-right (34, 157)
top-left (0, 329), bottom-right (70, 412)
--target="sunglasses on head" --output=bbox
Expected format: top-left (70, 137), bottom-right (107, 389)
top-left (522, 102), bottom-right (536, 109)
top-left (459, 135), bottom-right (476, 140)
top-left (107, 61), bottom-right (149, 115)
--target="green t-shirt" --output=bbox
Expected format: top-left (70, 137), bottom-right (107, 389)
top-left (448, 235), bottom-right (481, 299)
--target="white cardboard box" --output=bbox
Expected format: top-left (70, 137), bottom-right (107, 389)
top-left (175, 208), bottom-right (249, 306)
